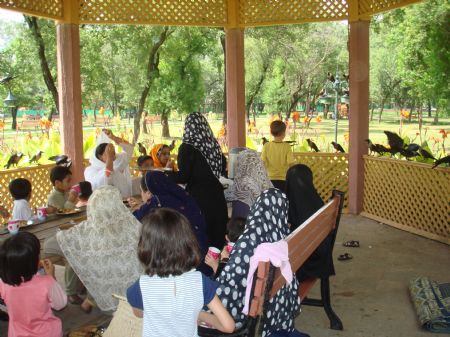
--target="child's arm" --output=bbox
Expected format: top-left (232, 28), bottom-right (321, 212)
top-left (286, 145), bottom-right (296, 166)
top-left (48, 280), bottom-right (67, 311)
top-left (200, 296), bottom-right (235, 333)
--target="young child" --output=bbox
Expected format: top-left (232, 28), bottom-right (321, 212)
top-left (9, 178), bottom-right (33, 221)
top-left (261, 120), bottom-right (296, 192)
top-left (75, 181), bottom-right (93, 207)
top-left (205, 217), bottom-right (246, 275)
top-left (0, 232), bottom-right (67, 337)
top-left (47, 166), bottom-right (77, 210)
top-left (127, 208), bottom-right (235, 336)
top-left (137, 155), bottom-right (153, 175)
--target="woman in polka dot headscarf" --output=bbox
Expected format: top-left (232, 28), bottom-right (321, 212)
top-left (177, 112), bottom-right (228, 249)
top-left (215, 188), bottom-right (300, 336)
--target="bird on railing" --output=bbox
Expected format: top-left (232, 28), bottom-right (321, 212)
top-left (168, 139), bottom-right (176, 151)
top-left (399, 148), bottom-right (419, 160)
top-left (365, 139), bottom-right (389, 156)
top-left (137, 142), bottom-right (147, 156)
top-left (384, 131), bottom-right (404, 156)
top-left (306, 139), bottom-right (320, 152)
top-left (48, 155), bottom-right (71, 167)
top-left (405, 143), bottom-right (420, 152)
top-left (419, 148), bottom-right (435, 160)
top-left (29, 150), bottom-right (44, 165)
top-left (4, 152), bottom-right (24, 169)
top-left (262, 137), bottom-right (269, 145)
top-left (331, 141), bottom-right (345, 153)
top-left (432, 155), bottom-right (450, 169)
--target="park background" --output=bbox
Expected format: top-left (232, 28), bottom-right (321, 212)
top-left (0, 0), bottom-right (448, 167)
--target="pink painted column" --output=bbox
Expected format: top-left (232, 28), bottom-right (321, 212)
top-left (56, 23), bottom-right (84, 182)
top-left (348, 20), bottom-right (370, 214)
top-left (225, 28), bottom-right (246, 148)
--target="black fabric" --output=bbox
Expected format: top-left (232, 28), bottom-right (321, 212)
top-left (286, 164), bottom-right (335, 281)
top-left (271, 180), bottom-right (286, 192)
top-left (176, 143), bottom-right (228, 249)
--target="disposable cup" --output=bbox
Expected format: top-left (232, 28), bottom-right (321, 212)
top-left (7, 220), bottom-right (20, 235)
top-left (37, 207), bottom-right (47, 220)
top-left (226, 242), bottom-right (235, 254)
top-left (207, 247), bottom-right (221, 260)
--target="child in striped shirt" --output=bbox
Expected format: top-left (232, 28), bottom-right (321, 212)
top-left (127, 208), bottom-right (235, 337)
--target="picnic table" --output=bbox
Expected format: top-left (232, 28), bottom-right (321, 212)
top-left (0, 209), bottom-right (87, 256)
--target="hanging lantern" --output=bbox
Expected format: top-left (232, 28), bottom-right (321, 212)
top-left (3, 91), bottom-right (16, 107)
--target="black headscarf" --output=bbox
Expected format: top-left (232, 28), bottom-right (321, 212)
top-left (286, 164), bottom-right (335, 281)
top-left (182, 112), bottom-right (223, 179)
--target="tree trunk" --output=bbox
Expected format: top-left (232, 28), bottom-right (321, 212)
top-left (408, 100), bottom-right (415, 123)
top-left (370, 99), bottom-right (376, 121)
top-left (47, 107), bottom-right (55, 120)
top-left (11, 107), bottom-right (18, 130)
top-left (220, 33), bottom-right (227, 125)
top-left (133, 27), bottom-right (172, 143)
top-left (378, 98), bottom-right (385, 123)
top-left (246, 62), bottom-right (269, 124)
top-left (433, 107), bottom-right (439, 124)
top-left (161, 113), bottom-right (170, 138)
top-left (427, 100), bottom-right (432, 118)
top-left (142, 111), bottom-right (148, 134)
top-left (24, 16), bottom-right (59, 117)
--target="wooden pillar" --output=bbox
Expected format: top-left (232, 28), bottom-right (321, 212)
top-left (56, 23), bottom-right (84, 181)
top-left (225, 28), bottom-right (246, 148)
top-left (348, 20), bottom-right (370, 214)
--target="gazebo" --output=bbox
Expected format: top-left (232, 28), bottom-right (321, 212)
top-left (0, 0), bottom-right (448, 245)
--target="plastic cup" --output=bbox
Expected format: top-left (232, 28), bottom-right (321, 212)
top-left (226, 242), bottom-right (235, 254)
top-left (71, 184), bottom-right (81, 195)
top-left (37, 207), bottom-right (47, 220)
top-left (207, 247), bottom-right (221, 260)
top-left (7, 220), bottom-right (20, 235)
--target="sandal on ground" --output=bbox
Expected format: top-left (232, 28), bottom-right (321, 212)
top-left (68, 294), bottom-right (83, 305)
top-left (80, 299), bottom-right (94, 314)
top-left (338, 253), bottom-right (353, 261)
top-left (343, 240), bottom-right (360, 248)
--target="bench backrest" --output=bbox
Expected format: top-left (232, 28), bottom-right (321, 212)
top-left (248, 190), bottom-right (344, 317)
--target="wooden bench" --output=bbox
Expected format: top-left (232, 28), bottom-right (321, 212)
top-left (199, 190), bottom-right (344, 337)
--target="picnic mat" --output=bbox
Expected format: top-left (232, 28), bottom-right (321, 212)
top-left (409, 277), bottom-right (450, 333)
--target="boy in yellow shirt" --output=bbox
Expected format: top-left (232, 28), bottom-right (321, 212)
top-left (261, 120), bottom-right (296, 192)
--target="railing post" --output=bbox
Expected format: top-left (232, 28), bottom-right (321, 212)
top-left (348, 20), bottom-right (370, 214)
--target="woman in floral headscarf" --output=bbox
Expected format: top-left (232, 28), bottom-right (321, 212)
top-left (177, 112), bottom-right (228, 250)
top-left (229, 149), bottom-right (273, 219)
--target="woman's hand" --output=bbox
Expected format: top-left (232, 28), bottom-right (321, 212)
top-left (141, 191), bottom-right (153, 204)
top-left (165, 159), bottom-right (175, 169)
top-left (205, 254), bottom-right (219, 274)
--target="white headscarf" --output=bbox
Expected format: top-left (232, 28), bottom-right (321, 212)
top-left (229, 149), bottom-right (273, 207)
top-left (56, 186), bottom-right (143, 311)
top-left (182, 112), bottom-right (223, 178)
top-left (84, 132), bottom-right (133, 197)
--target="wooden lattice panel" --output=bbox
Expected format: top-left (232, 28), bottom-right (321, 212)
top-left (0, 0), bottom-right (63, 20)
top-left (294, 153), bottom-right (349, 209)
top-left (362, 156), bottom-right (450, 245)
top-left (78, 0), bottom-right (228, 26)
top-left (239, 0), bottom-right (348, 26)
top-left (358, 0), bottom-right (421, 17)
top-left (0, 164), bottom-right (55, 224)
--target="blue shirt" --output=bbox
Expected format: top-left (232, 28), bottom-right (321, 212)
top-left (127, 270), bottom-right (217, 337)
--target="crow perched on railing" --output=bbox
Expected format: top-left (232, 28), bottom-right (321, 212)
top-left (262, 137), bottom-right (269, 145)
top-left (432, 155), bottom-right (450, 169)
top-left (48, 155), bottom-right (71, 168)
top-left (384, 131), bottom-right (404, 155)
top-left (419, 148), bottom-right (435, 160)
top-left (168, 139), bottom-right (176, 151)
top-left (29, 150), bottom-right (44, 164)
top-left (331, 141), bottom-right (345, 153)
top-left (4, 153), bottom-right (23, 169)
top-left (365, 139), bottom-right (389, 156)
top-left (306, 139), bottom-right (320, 152)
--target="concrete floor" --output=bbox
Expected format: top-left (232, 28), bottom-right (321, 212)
top-left (1, 215), bottom-right (449, 336)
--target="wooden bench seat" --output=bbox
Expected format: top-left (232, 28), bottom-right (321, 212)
top-left (199, 190), bottom-right (344, 337)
